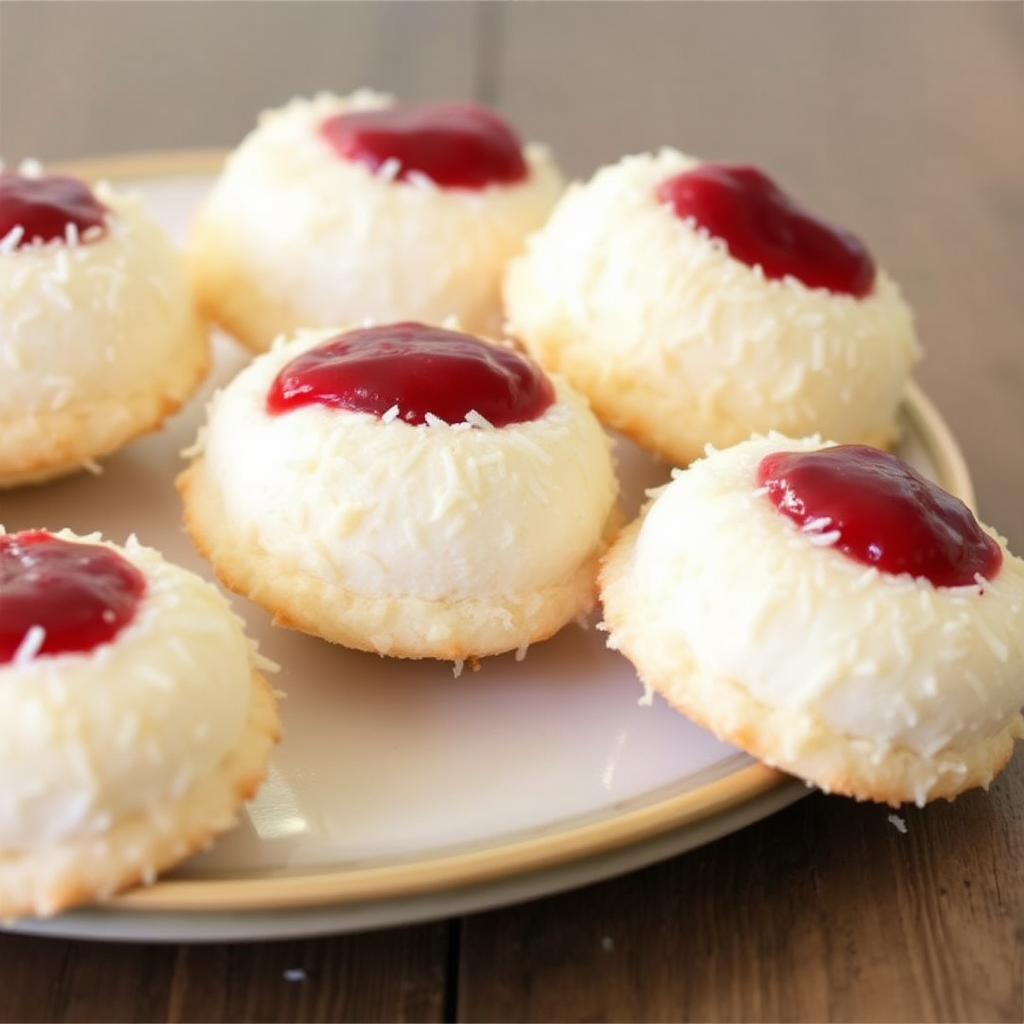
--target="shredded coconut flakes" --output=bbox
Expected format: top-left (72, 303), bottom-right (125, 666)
top-left (406, 170), bottom-right (438, 192)
top-left (13, 625), bottom-right (46, 666)
top-left (377, 157), bottom-right (401, 182)
top-left (0, 225), bottom-right (25, 253)
top-left (464, 409), bottom-right (495, 430)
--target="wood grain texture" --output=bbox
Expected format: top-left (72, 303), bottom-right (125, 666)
top-left (498, 0), bottom-right (1024, 548)
top-left (0, 1), bottom-right (1022, 1022)
top-left (0, 1), bottom-right (478, 159)
top-left (0, 924), bottom-right (450, 1023)
top-left (459, 775), bottom-right (1023, 1023)
top-left (466, 2), bottom-right (1024, 1020)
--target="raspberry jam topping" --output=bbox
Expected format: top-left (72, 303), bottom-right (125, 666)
top-left (267, 322), bottom-right (555, 428)
top-left (0, 532), bottom-right (146, 664)
top-left (757, 445), bottom-right (1002, 587)
top-left (0, 172), bottom-right (108, 248)
top-left (319, 102), bottom-right (528, 190)
top-left (656, 163), bottom-right (875, 297)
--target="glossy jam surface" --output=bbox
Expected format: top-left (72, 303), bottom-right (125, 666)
top-left (319, 102), bottom-right (528, 190)
top-left (0, 532), bottom-right (146, 664)
top-left (0, 172), bottom-right (108, 248)
top-left (757, 446), bottom-right (1002, 587)
top-left (267, 322), bottom-right (555, 427)
top-left (656, 163), bottom-right (875, 297)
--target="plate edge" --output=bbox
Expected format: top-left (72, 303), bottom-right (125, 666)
top-left (24, 157), bottom-right (977, 918)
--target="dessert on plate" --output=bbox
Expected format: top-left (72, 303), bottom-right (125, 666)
top-left (599, 435), bottom-right (1024, 806)
top-left (187, 91), bottom-right (565, 352)
top-left (504, 149), bottom-right (920, 467)
top-left (178, 320), bottom-right (619, 663)
top-left (0, 528), bottom-right (279, 919)
top-left (0, 163), bottom-right (209, 488)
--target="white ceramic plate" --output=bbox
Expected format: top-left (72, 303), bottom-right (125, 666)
top-left (1, 154), bottom-right (975, 943)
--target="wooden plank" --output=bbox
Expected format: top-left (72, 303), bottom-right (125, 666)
top-left (460, 3), bottom-right (1024, 1020)
top-left (497, 0), bottom-right (1024, 546)
top-left (0, 1), bottom-right (478, 160)
top-left (459, 773), bottom-right (1023, 1022)
top-left (0, 3), bottom-right (470, 1021)
top-left (0, 924), bottom-right (450, 1023)
top-left (0, 2), bottom-right (1021, 1021)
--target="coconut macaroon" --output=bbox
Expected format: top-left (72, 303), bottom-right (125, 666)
top-left (599, 435), bottom-right (1024, 807)
top-left (504, 149), bottom-right (921, 468)
top-left (0, 164), bottom-right (209, 488)
top-left (187, 91), bottom-right (565, 354)
top-left (0, 529), bottom-right (279, 919)
top-left (178, 321), bottom-right (619, 662)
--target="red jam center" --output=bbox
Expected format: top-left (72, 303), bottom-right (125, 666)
top-left (318, 102), bottom-right (528, 190)
top-left (266, 322), bottom-right (555, 427)
top-left (0, 172), bottom-right (108, 248)
top-left (757, 445), bottom-right (1002, 587)
top-left (0, 532), bottom-right (146, 664)
top-left (656, 163), bottom-right (875, 297)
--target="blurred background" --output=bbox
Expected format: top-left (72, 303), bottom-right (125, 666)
top-left (2, 0), bottom-right (1022, 542)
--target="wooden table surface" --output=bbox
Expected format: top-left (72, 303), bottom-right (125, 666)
top-left (1, 2), bottom-right (1022, 1021)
